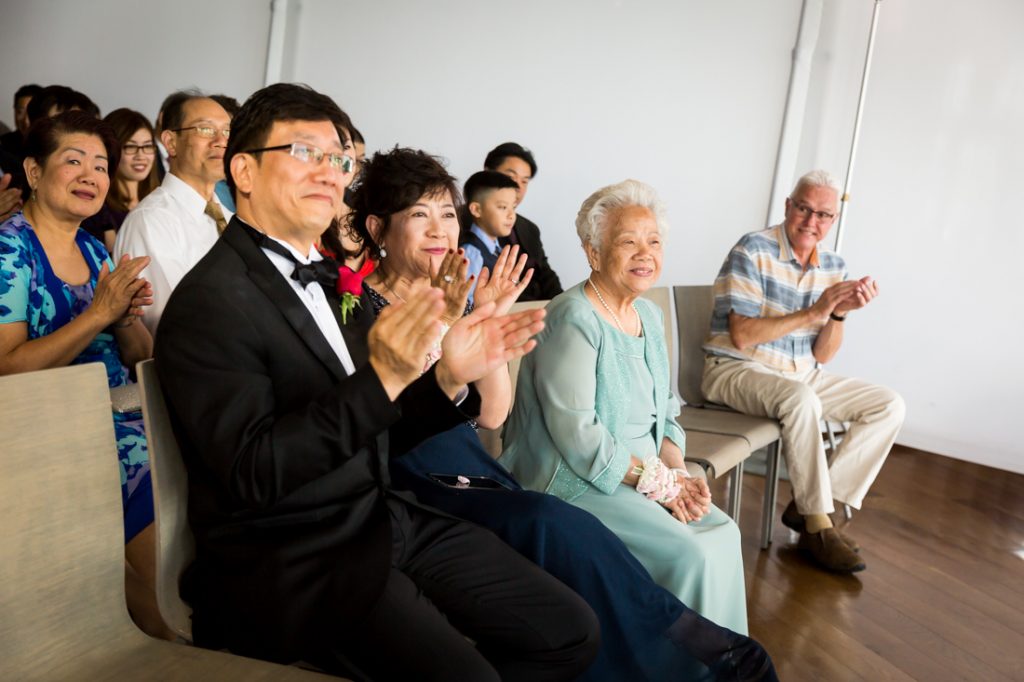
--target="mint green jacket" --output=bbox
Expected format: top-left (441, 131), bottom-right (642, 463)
top-left (501, 283), bottom-right (687, 502)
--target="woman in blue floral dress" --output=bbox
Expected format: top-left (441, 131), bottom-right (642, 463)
top-left (0, 111), bottom-right (170, 638)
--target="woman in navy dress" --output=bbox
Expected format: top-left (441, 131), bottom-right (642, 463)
top-left (0, 111), bottom-right (171, 639)
top-left (343, 146), bottom-right (776, 681)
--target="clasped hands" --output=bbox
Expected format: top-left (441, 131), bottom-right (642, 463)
top-left (368, 276), bottom-right (544, 402)
top-left (663, 474), bottom-right (712, 524)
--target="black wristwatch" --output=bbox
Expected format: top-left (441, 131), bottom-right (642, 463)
top-left (830, 312), bottom-right (846, 322)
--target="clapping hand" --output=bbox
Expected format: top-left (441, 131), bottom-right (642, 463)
top-left (810, 280), bottom-right (861, 322)
top-left (437, 301), bottom-right (545, 389)
top-left (92, 255), bottom-right (153, 326)
top-left (368, 282), bottom-right (446, 400)
top-left (832, 276), bottom-right (878, 316)
top-left (474, 245), bottom-right (533, 316)
top-left (430, 249), bottom-right (472, 323)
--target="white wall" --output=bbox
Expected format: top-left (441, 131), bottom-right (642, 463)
top-left (794, 0), bottom-right (1024, 473)
top-left (290, 0), bottom-right (803, 288)
top-left (2, 0), bottom-right (1020, 473)
top-left (0, 0), bottom-right (270, 125)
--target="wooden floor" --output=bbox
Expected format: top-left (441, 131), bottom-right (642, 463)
top-left (709, 445), bottom-right (1024, 682)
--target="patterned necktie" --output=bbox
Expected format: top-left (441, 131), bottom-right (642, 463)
top-left (204, 199), bottom-right (228, 234)
top-left (493, 243), bottom-right (502, 257)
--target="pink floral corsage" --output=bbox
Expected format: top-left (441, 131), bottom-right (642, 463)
top-left (635, 457), bottom-right (682, 504)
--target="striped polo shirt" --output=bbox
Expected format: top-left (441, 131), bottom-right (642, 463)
top-left (703, 224), bottom-right (847, 372)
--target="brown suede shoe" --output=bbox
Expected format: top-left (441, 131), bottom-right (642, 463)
top-left (798, 527), bottom-right (866, 573)
top-left (782, 500), bottom-right (860, 552)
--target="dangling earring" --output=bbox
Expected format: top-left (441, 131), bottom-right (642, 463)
top-left (379, 243), bottom-right (387, 259)
top-left (30, 187), bottom-right (37, 202)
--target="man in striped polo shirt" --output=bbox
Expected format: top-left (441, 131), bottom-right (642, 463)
top-left (701, 170), bottom-right (905, 574)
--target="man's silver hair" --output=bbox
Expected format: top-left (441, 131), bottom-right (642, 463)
top-left (792, 169), bottom-right (841, 198)
top-left (575, 179), bottom-right (668, 252)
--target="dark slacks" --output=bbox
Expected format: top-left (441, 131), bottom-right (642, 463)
top-left (318, 498), bottom-right (600, 681)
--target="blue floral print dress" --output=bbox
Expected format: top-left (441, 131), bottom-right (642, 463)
top-left (0, 212), bottom-right (152, 542)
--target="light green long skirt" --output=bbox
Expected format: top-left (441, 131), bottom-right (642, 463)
top-left (570, 486), bottom-right (749, 635)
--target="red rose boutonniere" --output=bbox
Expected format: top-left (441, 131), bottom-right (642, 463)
top-left (336, 258), bottom-right (376, 323)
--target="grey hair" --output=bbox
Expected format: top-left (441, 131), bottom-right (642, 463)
top-left (575, 179), bottom-right (668, 252)
top-left (792, 169), bottom-right (841, 197)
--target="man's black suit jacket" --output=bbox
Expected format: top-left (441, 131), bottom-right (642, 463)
top-left (460, 212), bottom-right (563, 302)
top-left (154, 217), bottom-right (477, 662)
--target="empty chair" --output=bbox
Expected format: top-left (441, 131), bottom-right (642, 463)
top-left (672, 285), bottom-right (784, 549)
top-left (0, 363), bottom-right (336, 681)
top-left (641, 286), bottom-right (754, 519)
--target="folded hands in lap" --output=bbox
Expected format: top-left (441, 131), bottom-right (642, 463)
top-left (661, 475), bottom-right (712, 524)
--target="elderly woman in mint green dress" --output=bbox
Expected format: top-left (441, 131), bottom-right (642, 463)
top-left (502, 179), bottom-right (748, 634)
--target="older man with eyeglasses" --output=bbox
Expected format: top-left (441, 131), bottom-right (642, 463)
top-left (115, 91), bottom-right (234, 335)
top-left (701, 169), bottom-right (905, 574)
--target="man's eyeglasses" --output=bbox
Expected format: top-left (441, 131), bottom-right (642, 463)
top-left (122, 143), bottom-right (157, 156)
top-left (790, 200), bottom-right (836, 222)
top-left (171, 125), bottom-right (231, 139)
top-left (243, 142), bottom-right (354, 173)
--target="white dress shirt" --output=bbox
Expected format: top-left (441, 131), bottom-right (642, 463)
top-left (260, 234), bottom-right (356, 376)
top-left (115, 173), bottom-right (233, 335)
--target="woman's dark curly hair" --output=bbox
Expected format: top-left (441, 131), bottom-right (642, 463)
top-left (25, 109), bottom-right (119, 176)
top-left (347, 146), bottom-right (461, 261)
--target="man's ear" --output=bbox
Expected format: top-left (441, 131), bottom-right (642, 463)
top-left (366, 214), bottom-right (384, 243)
top-left (160, 129), bottom-right (177, 157)
top-left (468, 201), bottom-right (483, 220)
top-left (231, 153), bottom-right (254, 195)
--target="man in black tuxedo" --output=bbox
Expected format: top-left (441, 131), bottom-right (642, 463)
top-left (480, 142), bottom-right (563, 301)
top-left (154, 84), bottom-right (599, 681)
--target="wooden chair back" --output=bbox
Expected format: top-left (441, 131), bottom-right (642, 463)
top-left (137, 359), bottom-right (196, 642)
top-left (0, 364), bottom-right (134, 678)
top-left (673, 285), bottom-right (715, 406)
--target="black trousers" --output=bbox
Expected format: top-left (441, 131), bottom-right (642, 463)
top-left (318, 498), bottom-right (601, 681)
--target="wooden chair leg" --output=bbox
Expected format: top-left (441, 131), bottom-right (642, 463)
top-left (727, 460), bottom-right (743, 522)
top-left (760, 441), bottom-right (780, 550)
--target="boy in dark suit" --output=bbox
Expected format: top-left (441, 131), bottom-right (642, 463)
top-left (479, 142), bottom-right (563, 301)
top-left (460, 169), bottom-right (519, 302)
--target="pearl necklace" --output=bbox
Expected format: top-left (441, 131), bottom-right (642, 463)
top-left (588, 278), bottom-right (640, 336)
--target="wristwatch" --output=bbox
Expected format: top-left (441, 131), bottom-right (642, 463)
top-left (830, 312), bottom-right (847, 322)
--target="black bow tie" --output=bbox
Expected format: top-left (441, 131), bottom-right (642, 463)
top-left (240, 221), bottom-right (339, 289)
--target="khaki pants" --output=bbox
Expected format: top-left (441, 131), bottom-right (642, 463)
top-left (701, 356), bottom-right (905, 515)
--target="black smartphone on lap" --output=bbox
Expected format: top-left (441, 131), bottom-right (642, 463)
top-left (428, 473), bottom-right (512, 490)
